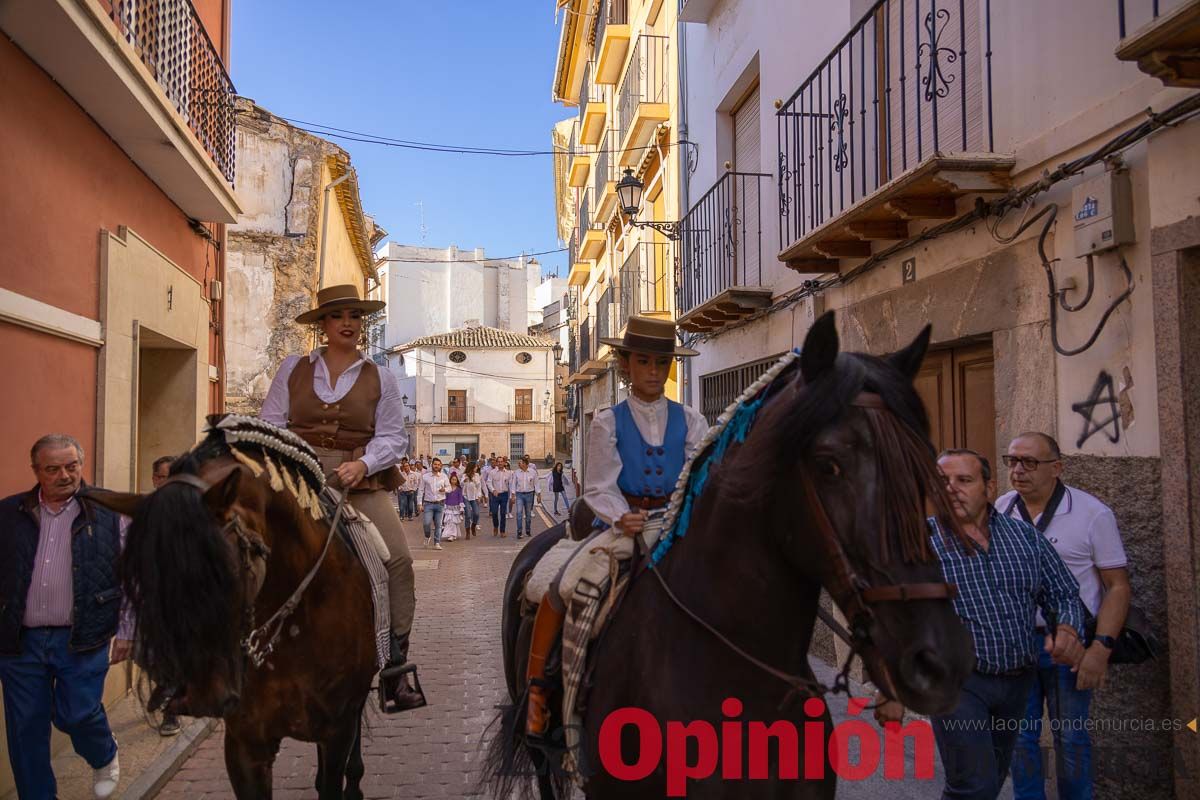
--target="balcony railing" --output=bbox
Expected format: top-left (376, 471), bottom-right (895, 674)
top-left (509, 406), bottom-right (537, 423)
top-left (598, 0), bottom-right (629, 45)
top-left (110, 0), bottom-right (236, 182)
top-left (620, 242), bottom-right (673, 320)
top-left (1119, 0), bottom-right (1167, 37)
top-left (579, 317), bottom-right (594, 365)
top-left (678, 172), bottom-right (770, 317)
top-left (776, 0), bottom-right (995, 249)
top-left (568, 327), bottom-right (578, 375)
top-left (594, 129), bottom-right (615, 210)
top-left (579, 61), bottom-right (603, 125)
top-left (617, 35), bottom-right (670, 151)
top-left (579, 192), bottom-right (592, 248)
top-left (596, 286), bottom-right (616, 343)
top-left (439, 406), bottom-right (476, 424)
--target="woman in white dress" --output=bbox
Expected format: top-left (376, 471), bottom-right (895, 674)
top-left (442, 473), bottom-right (465, 542)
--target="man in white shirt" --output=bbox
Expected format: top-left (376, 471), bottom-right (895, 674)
top-left (998, 432), bottom-right (1131, 800)
top-left (511, 458), bottom-right (540, 540)
top-left (487, 459), bottom-right (513, 537)
top-left (523, 316), bottom-right (707, 738)
top-left (419, 458), bottom-right (451, 550)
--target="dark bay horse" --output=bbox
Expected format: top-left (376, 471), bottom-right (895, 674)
top-left (89, 418), bottom-right (377, 799)
top-left (485, 312), bottom-right (976, 799)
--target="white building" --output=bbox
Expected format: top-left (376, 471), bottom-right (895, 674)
top-left (376, 242), bottom-right (543, 349)
top-left (391, 324), bottom-right (557, 463)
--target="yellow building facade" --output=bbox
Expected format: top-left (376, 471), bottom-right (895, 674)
top-left (552, 0), bottom-right (684, 482)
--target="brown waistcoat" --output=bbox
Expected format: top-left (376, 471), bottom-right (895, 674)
top-left (286, 355), bottom-right (401, 491)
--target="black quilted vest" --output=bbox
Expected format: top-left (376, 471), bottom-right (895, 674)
top-left (0, 484), bottom-right (124, 655)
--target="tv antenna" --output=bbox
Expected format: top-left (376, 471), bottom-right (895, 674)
top-left (414, 201), bottom-right (428, 244)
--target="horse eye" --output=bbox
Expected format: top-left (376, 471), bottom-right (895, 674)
top-left (816, 457), bottom-right (842, 478)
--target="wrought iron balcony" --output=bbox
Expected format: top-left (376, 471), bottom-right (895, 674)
top-left (110, 0), bottom-right (235, 183)
top-left (620, 242), bottom-right (674, 321)
top-left (567, 122), bottom-right (591, 188)
top-left (439, 406), bottom-right (476, 424)
top-left (592, 129), bottom-right (619, 224)
top-left (777, 0), bottom-right (1012, 271)
top-left (1117, 0), bottom-right (1200, 87)
top-left (616, 35), bottom-right (670, 166)
top-left (677, 172), bottom-right (772, 333)
top-left (0, 0), bottom-right (240, 220)
top-left (578, 61), bottom-right (608, 145)
top-left (596, 286), bottom-right (616, 343)
top-left (595, 0), bottom-right (631, 84)
top-left (579, 188), bottom-right (606, 260)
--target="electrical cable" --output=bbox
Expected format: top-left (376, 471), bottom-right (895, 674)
top-left (377, 247), bottom-right (566, 264)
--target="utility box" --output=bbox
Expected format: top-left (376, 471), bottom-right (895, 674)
top-left (1072, 169), bottom-right (1134, 256)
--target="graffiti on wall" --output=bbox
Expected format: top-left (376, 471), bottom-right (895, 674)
top-left (1072, 370), bottom-right (1122, 448)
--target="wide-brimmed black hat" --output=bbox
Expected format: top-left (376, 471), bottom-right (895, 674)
top-left (295, 284), bottom-right (385, 325)
top-left (599, 315), bottom-right (698, 357)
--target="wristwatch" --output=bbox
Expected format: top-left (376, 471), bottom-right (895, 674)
top-left (1094, 634), bottom-right (1117, 650)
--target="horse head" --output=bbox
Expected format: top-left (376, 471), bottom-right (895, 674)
top-left (88, 433), bottom-right (281, 719)
top-left (740, 312), bottom-right (974, 714)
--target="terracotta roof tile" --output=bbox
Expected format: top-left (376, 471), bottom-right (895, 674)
top-left (398, 326), bottom-right (554, 351)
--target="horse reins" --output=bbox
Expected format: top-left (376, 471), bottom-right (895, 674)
top-left (160, 471), bottom-right (349, 669)
top-left (646, 391), bottom-right (958, 704)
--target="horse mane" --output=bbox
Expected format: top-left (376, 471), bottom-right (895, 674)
top-left (121, 414), bottom-right (327, 701)
top-left (719, 351), bottom-right (965, 563)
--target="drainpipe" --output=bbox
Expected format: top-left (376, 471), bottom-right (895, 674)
top-left (317, 171), bottom-right (352, 288)
top-left (676, 13), bottom-right (694, 408)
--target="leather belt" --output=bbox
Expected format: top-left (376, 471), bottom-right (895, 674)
top-left (623, 493), bottom-right (670, 510)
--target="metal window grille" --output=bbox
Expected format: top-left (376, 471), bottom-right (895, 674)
top-left (699, 354), bottom-right (787, 425)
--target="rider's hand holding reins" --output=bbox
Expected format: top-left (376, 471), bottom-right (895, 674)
top-left (617, 510), bottom-right (648, 537)
top-left (872, 691), bottom-right (905, 726)
top-left (1045, 624), bottom-right (1084, 669)
top-left (334, 459), bottom-right (368, 490)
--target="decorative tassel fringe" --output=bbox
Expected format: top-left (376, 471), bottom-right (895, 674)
top-left (230, 448), bottom-right (265, 478)
top-left (262, 452), bottom-right (285, 493)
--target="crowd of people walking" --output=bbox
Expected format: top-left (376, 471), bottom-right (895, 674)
top-left (394, 454), bottom-right (575, 547)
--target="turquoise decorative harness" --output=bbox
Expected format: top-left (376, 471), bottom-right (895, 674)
top-left (650, 349), bottom-right (801, 565)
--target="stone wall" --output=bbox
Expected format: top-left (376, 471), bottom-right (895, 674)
top-left (224, 101), bottom-right (380, 416)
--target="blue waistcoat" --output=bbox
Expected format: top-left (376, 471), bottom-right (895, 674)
top-left (0, 485), bottom-right (124, 655)
top-left (612, 399), bottom-right (687, 500)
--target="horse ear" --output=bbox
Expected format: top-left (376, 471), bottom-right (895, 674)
top-left (800, 311), bottom-right (839, 383)
top-left (889, 324), bottom-right (932, 380)
top-left (203, 466), bottom-right (243, 513)
top-left (84, 489), bottom-right (145, 519)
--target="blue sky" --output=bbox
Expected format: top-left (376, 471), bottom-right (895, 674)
top-left (231, 1), bottom-right (571, 280)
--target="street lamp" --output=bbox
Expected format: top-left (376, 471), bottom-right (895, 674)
top-left (617, 168), bottom-right (683, 240)
top-left (552, 341), bottom-right (564, 364)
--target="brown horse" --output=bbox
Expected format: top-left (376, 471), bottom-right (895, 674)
top-left (484, 312), bottom-right (976, 798)
top-left (89, 418), bottom-right (377, 799)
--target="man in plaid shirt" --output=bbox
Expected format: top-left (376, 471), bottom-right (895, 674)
top-left (877, 448), bottom-right (1084, 800)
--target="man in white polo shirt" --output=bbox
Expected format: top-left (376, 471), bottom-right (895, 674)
top-left (998, 432), bottom-right (1131, 800)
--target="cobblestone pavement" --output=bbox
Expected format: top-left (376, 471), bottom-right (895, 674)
top-left (156, 500), bottom-right (550, 799)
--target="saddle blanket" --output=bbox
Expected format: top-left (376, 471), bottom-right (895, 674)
top-left (323, 488), bottom-right (392, 670)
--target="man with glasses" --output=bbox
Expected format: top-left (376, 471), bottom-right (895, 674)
top-left (998, 432), bottom-right (1130, 800)
top-left (0, 435), bottom-right (133, 799)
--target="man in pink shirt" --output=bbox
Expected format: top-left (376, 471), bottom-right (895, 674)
top-left (0, 434), bottom-right (132, 799)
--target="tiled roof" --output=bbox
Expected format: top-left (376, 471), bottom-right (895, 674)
top-left (398, 326), bottom-right (555, 351)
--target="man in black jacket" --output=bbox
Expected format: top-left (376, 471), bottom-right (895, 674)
top-left (0, 434), bottom-right (131, 800)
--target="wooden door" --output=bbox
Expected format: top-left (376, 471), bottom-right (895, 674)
top-left (914, 342), bottom-right (995, 473)
top-left (514, 388), bottom-right (533, 422)
top-left (447, 389), bottom-right (466, 423)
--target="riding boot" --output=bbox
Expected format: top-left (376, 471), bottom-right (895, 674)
top-left (381, 632), bottom-right (427, 713)
top-left (525, 592), bottom-right (565, 738)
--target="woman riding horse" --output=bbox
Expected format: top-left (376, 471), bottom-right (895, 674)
top-left (260, 283), bottom-right (423, 711)
top-left (525, 315), bottom-right (708, 736)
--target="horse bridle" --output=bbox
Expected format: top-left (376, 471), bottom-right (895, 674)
top-left (160, 471), bottom-right (347, 669)
top-left (647, 391), bottom-right (958, 703)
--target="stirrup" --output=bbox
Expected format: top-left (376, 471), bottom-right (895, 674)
top-left (379, 662), bottom-right (427, 713)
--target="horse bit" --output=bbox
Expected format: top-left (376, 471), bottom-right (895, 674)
top-left (161, 471), bottom-right (349, 669)
top-left (646, 391), bottom-right (958, 703)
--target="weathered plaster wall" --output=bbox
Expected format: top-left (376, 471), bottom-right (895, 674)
top-left (225, 103), bottom-right (376, 415)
